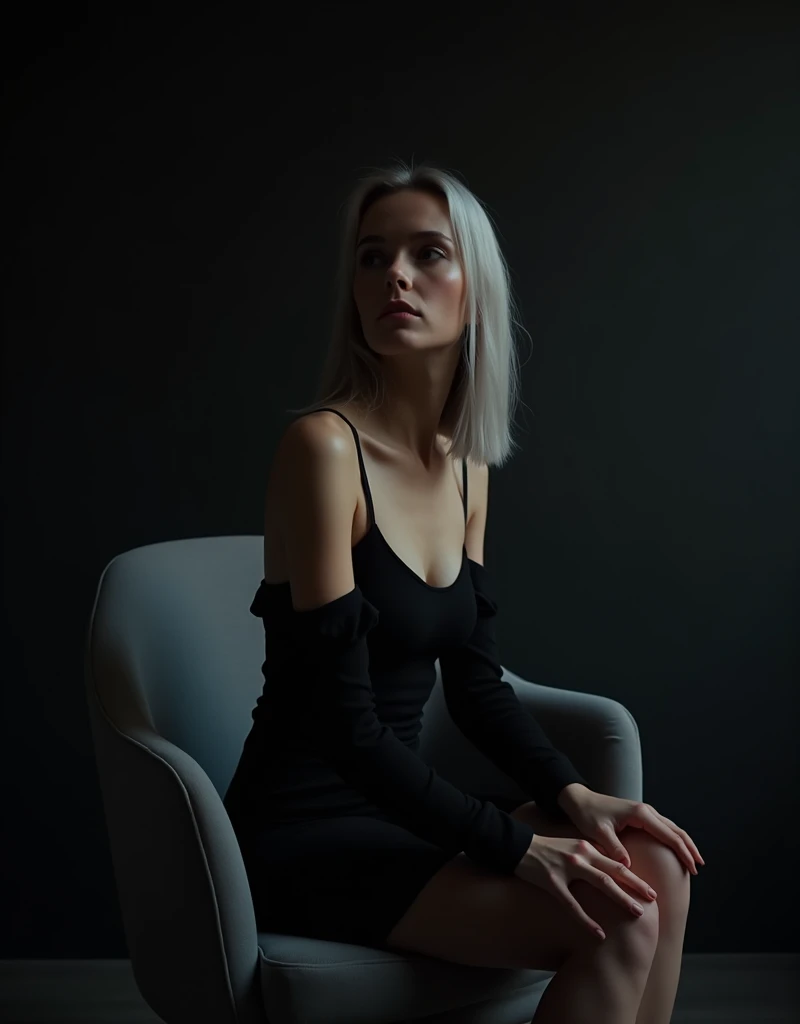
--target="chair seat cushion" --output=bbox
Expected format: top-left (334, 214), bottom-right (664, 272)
top-left (256, 931), bottom-right (552, 1024)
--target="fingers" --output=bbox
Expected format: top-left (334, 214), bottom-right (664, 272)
top-left (554, 882), bottom-right (607, 940)
top-left (644, 807), bottom-right (704, 874)
top-left (610, 860), bottom-right (659, 903)
top-left (590, 866), bottom-right (649, 918)
top-left (557, 856), bottom-right (653, 941)
top-left (663, 815), bottom-right (705, 866)
top-left (660, 823), bottom-right (700, 874)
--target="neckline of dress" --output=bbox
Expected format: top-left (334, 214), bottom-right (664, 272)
top-left (261, 521), bottom-right (474, 594)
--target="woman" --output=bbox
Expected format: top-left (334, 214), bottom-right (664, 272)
top-left (223, 161), bottom-right (703, 1023)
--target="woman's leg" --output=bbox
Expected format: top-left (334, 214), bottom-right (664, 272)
top-left (531, 885), bottom-right (658, 1023)
top-left (508, 801), bottom-right (691, 1024)
top-left (628, 829), bottom-right (691, 1024)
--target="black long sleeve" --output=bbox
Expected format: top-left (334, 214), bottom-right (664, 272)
top-left (283, 584), bottom-right (535, 875)
top-left (438, 559), bottom-right (588, 822)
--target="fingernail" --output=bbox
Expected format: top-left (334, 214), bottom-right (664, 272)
top-left (647, 888), bottom-right (657, 899)
top-left (633, 903), bottom-right (644, 916)
top-left (596, 928), bottom-right (606, 940)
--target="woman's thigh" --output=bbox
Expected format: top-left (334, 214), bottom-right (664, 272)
top-left (384, 796), bottom-right (658, 971)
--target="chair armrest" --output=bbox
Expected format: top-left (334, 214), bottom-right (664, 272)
top-left (421, 664), bottom-right (643, 807)
top-left (86, 684), bottom-right (267, 1024)
top-left (501, 667), bottom-right (644, 803)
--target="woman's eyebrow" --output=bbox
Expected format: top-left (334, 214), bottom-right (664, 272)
top-left (355, 230), bottom-right (453, 250)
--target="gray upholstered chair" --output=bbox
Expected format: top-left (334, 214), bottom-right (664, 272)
top-left (84, 535), bottom-right (644, 1024)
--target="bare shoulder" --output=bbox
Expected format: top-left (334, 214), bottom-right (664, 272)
top-left (270, 412), bottom-right (360, 610)
top-left (272, 411), bottom-right (359, 522)
top-left (278, 410), bottom-right (355, 458)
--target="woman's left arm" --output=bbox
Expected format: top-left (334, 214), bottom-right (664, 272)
top-left (439, 558), bottom-right (589, 822)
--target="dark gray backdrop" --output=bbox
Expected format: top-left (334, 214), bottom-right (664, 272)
top-left (3, 3), bottom-right (798, 958)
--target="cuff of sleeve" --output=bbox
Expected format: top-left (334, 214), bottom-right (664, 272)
top-left (536, 767), bottom-right (589, 822)
top-left (504, 816), bottom-right (536, 874)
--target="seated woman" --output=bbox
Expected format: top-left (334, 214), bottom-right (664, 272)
top-left (224, 160), bottom-right (701, 1024)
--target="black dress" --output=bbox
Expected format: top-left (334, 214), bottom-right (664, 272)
top-left (223, 408), bottom-right (587, 948)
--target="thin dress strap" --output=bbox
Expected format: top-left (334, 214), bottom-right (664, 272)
top-left (462, 458), bottom-right (468, 526)
top-left (305, 408), bottom-right (376, 529)
top-left (295, 408), bottom-right (469, 532)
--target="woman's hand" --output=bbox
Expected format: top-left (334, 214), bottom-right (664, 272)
top-left (559, 788), bottom-right (705, 875)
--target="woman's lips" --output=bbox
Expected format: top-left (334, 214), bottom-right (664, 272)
top-left (381, 311), bottom-right (419, 321)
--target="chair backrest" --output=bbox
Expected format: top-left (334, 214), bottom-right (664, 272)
top-left (86, 536), bottom-right (289, 1024)
top-left (87, 535), bottom-right (296, 797)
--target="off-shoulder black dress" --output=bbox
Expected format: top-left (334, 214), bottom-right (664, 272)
top-left (223, 408), bottom-right (587, 948)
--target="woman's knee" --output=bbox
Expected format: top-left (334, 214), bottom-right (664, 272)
top-left (570, 878), bottom-right (660, 964)
top-left (508, 800), bottom-right (662, 961)
top-left (621, 828), bottom-right (691, 931)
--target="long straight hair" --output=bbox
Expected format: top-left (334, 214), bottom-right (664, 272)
top-left (287, 160), bottom-right (530, 468)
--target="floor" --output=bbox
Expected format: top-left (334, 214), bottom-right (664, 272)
top-left (0, 954), bottom-right (797, 1022)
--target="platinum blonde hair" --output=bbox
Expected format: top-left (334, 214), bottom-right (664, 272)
top-left (287, 159), bottom-right (531, 468)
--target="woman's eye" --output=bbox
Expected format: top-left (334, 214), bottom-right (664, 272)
top-left (359, 247), bottom-right (444, 267)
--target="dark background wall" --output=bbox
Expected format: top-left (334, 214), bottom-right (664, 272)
top-left (3, 3), bottom-right (798, 958)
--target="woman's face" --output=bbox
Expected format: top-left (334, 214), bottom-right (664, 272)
top-left (352, 189), bottom-right (468, 356)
